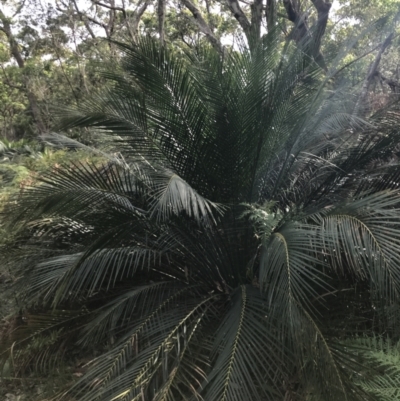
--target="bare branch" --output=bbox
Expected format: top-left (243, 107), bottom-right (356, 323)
top-left (357, 33), bottom-right (394, 112)
top-left (12, 0), bottom-right (26, 18)
top-left (136, 0), bottom-right (151, 18)
top-left (71, 0), bottom-right (97, 39)
top-left (85, 15), bottom-right (108, 30)
top-left (180, 0), bottom-right (224, 54)
top-left (93, 0), bottom-right (127, 17)
top-left (91, 0), bottom-right (150, 40)
top-left (66, 3), bottom-right (108, 33)
top-left (226, 0), bottom-right (251, 41)
top-left (131, 0), bottom-right (151, 37)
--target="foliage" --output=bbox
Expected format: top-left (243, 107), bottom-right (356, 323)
top-left (0, 139), bottom-right (103, 248)
top-left (349, 337), bottom-right (400, 401)
top-left (2, 34), bottom-right (400, 400)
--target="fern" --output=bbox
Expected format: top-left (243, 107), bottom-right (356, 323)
top-left (350, 336), bottom-right (400, 401)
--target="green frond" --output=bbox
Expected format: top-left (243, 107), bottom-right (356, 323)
top-left (259, 222), bottom-right (329, 311)
top-left (202, 286), bottom-right (285, 400)
top-left (63, 289), bottom-right (216, 401)
top-left (320, 191), bottom-right (400, 301)
top-left (148, 170), bottom-right (223, 223)
top-left (4, 162), bottom-right (146, 235)
top-left (78, 281), bottom-right (171, 347)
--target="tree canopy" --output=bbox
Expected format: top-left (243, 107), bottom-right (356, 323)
top-left (0, 0), bottom-right (399, 138)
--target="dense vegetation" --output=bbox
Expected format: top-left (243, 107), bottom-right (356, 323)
top-left (2, 0), bottom-right (400, 400)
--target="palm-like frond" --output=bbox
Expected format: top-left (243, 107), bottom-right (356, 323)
top-left (64, 286), bottom-right (216, 401)
top-left (148, 170), bottom-right (223, 222)
top-left (319, 191), bottom-right (400, 301)
top-left (202, 285), bottom-right (285, 401)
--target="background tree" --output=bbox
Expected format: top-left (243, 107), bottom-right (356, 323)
top-left (323, 0), bottom-right (400, 108)
top-left (0, 6), bottom-right (46, 134)
top-left (1, 0), bottom-right (398, 139)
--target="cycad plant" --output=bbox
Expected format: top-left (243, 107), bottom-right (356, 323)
top-left (2, 36), bottom-right (400, 401)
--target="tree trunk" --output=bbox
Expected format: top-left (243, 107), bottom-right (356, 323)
top-left (158, 0), bottom-right (166, 44)
top-left (250, 0), bottom-right (263, 48)
top-left (266, 0), bottom-right (276, 33)
top-left (0, 10), bottom-right (46, 135)
top-left (282, 0), bottom-right (331, 70)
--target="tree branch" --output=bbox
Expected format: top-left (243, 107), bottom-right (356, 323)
top-left (375, 71), bottom-right (400, 94)
top-left (67, 6), bottom-right (108, 32)
top-left (310, 0), bottom-right (331, 63)
top-left (204, 0), bottom-right (215, 32)
top-left (71, 0), bottom-right (97, 39)
top-left (93, 0), bottom-right (126, 17)
top-left (226, 0), bottom-right (251, 42)
top-left (107, 0), bottom-right (116, 38)
top-left (282, 0), bottom-right (308, 40)
top-left (92, 0), bottom-right (149, 40)
top-left (131, 0), bottom-right (150, 36)
top-left (0, 10), bottom-right (25, 68)
top-left (86, 15), bottom-right (108, 30)
top-left (356, 33), bottom-right (394, 114)
top-left (12, 0), bottom-right (26, 18)
top-left (282, 0), bottom-right (329, 70)
top-left (180, 0), bottom-right (224, 54)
